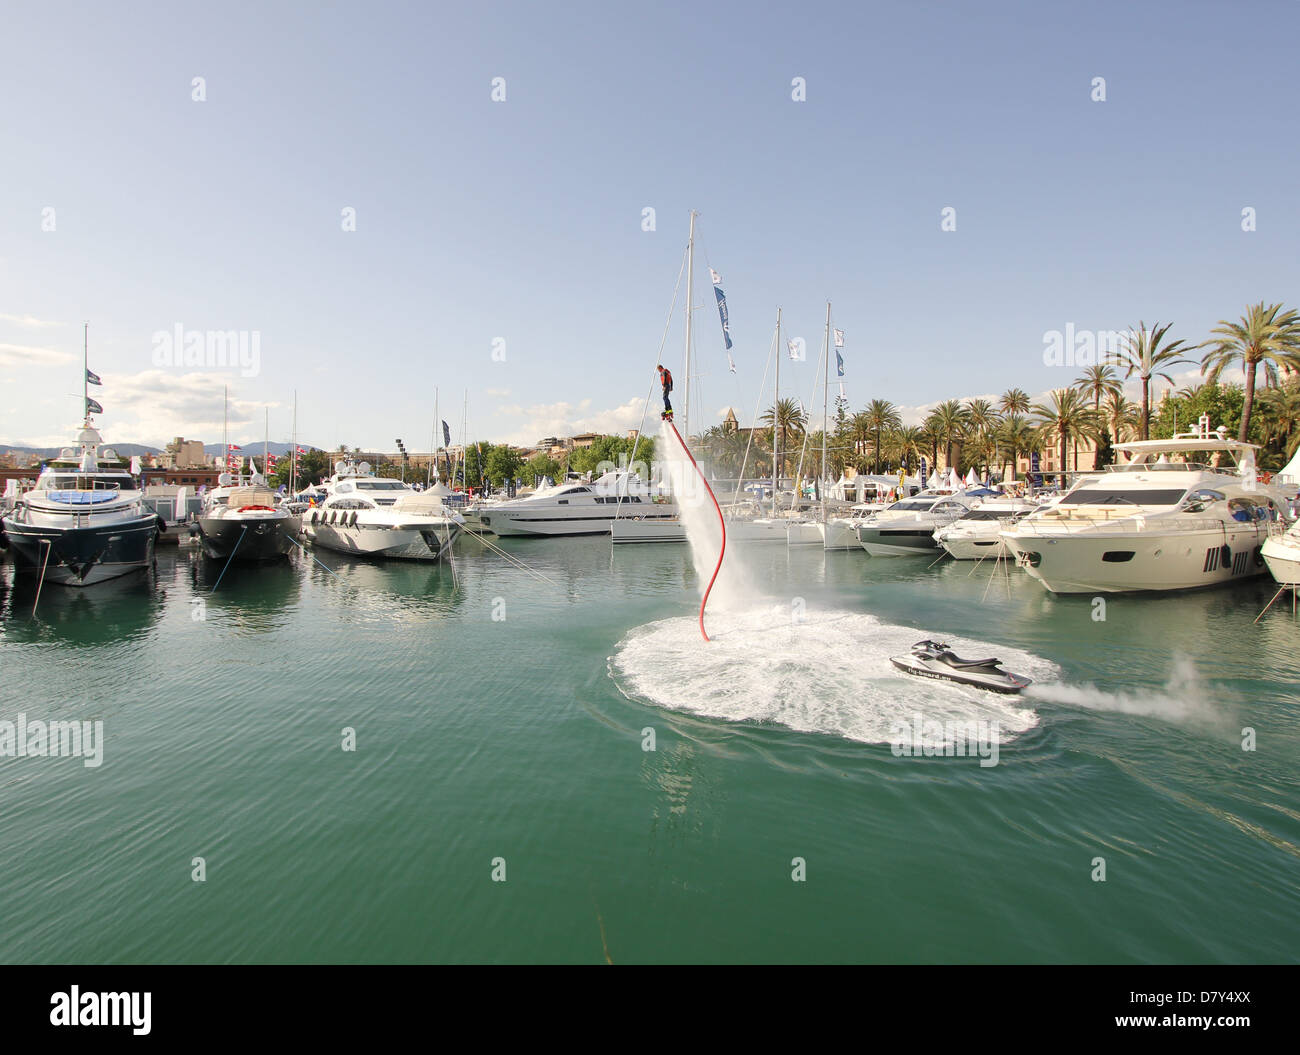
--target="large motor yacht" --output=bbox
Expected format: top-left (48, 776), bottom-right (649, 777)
top-left (1000, 427), bottom-right (1289, 593)
top-left (934, 496), bottom-right (1040, 560)
top-left (855, 492), bottom-right (972, 556)
top-left (483, 471), bottom-right (677, 538)
top-left (0, 422), bottom-right (160, 586)
top-left (304, 460), bottom-right (463, 560)
top-left (196, 471), bottom-right (301, 562)
top-left (1260, 520), bottom-right (1300, 587)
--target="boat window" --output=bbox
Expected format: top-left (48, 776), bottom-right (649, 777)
top-left (888, 500), bottom-right (935, 511)
top-left (337, 483), bottom-right (353, 493)
top-left (356, 480), bottom-right (406, 490)
top-left (1059, 487), bottom-right (1187, 506)
top-left (1102, 551), bottom-right (1136, 562)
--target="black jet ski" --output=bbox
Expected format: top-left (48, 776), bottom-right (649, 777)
top-left (890, 639), bottom-right (1031, 694)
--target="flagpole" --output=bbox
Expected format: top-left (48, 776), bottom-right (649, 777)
top-left (822, 302), bottom-right (831, 523)
top-left (684, 210), bottom-right (696, 440)
top-left (264, 407), bottom-right (269, 480)
top-left (83, 322), bottom-right (88, 421)
top-left (223, 385), bottom-right (228, 479)
top-left (773, 307), bottom-right (781, 516)
top-left (291, 389), bottom-right (298, 494)
top-left (433, 386), bottom-right (439, 486)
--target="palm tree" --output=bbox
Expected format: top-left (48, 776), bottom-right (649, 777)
top-left (1031, 389), bottom-right (1102, 487)
top-left (894, 426), bottom-right (924, 474)
top-left (1072, 365), bottom-right (1121, 471)
top-left (931, 399), bottom-right (968, 472)
top-left (920, 413), bottom-right (942, 473)
top-left (863, 399), bottom-right (902, 473)
top-left (999, 388), bottom-right (1030, 416)
top-left (964, 398), bottom-right (1000, 477)
top-left (996, 413), bottom-right (1034, 482)
top-left (1200, 302), bottom-right (1300, 443)
top-left (1103, 390), bottom-right (1140, 444)
top-left (1256, 382), bottom-right (1300, 461)
top-left (1115, 321), bottom-right (1196, 440)
top-left (760, 397), bottom-right (808, 479)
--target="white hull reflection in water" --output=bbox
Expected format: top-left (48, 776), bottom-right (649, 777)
top-left (610, 606), bottom-right (1052, 746)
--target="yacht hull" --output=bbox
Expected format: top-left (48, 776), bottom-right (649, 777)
top-left (936, 535), bottom-right (1009, 560)
top-left (1262, 534), bottom-right (1300, 586)
top-left (857, 526), bottom-right (942, 556)
top-left (786, 522), bottom-right (825, 546)
top-left (1001, 526), bottom-right (1270, 593)
top-left (307, 521), bottom-right (460, 561)
top-left (2, 516), bottom-right (158, 586)
top-left (610, 518), bottom-right (686, 544)
top-left (823, 519), bottom-right (863, 551)
top-left (484, 510), bottom-right (676, 537)
top-left (197, 513), bottom-right (301, 561)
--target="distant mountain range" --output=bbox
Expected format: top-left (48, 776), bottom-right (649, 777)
top-left (0, 442), bottom-right (161, 459)
top-left (1, 441), bottom-right (322, 460)
top-left (201, 443), bottom-right (320, 456)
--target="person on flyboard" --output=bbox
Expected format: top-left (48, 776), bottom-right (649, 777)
top-left (658, 365), bottom-right (674, 421)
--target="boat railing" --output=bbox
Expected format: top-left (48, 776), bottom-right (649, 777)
top-left (1013, 512), bottom-right (1261, 537)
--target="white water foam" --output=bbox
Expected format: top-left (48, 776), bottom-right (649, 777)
top-left (658, 420), bottom-right (764, 610)
top-left (1025, 655), bottom-right (1225, 726)
top-left (610, 606), bottom-right (1051, 745)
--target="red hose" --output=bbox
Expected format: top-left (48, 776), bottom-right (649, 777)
top-left (667, 421), bottom-right (725, 642)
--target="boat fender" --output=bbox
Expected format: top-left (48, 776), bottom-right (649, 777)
top-left (1220, 543), bottom-right (1232, 568)
top-left (349, 511), bottom-right (358, 527)
top-left (310, 511), bottom-right (318, 525)
top-left (1254, 546), bottom-right (1265, 567)
top-left (155, 514), bottom-right (167, 533)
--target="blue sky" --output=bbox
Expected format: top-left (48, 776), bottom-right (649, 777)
top-left (2, 0), bottom-right (1296, 452)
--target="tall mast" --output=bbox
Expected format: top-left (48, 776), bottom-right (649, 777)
top-left (263, 407), bottom-right (268, 480)
top-left (82, 322), bottom-right (88, 422)
top-left (223, 385), bottom-right (228, 476)
top-left (822, 301), bottom-right (831, 522)
top-left (434, 386), bottom-right (440, 485)
top-left (684, 210), bottom-right (696, 439)
top-left (773, 307), bottom-right (781, 516)
top-left (291, 389), bottom-right (298, 494)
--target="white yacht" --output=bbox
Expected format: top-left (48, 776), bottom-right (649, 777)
top-left (934, 496), bottom-right (1039, 560)
top-left (1000, 428), bottom-right (1289, 593)
top-left (856, 492), bottom-right (972, 556)
top-left (0, 422), bottom-right (160, 586)
top-left (1260, 520), bottom-right (1300, 586)
top-left (304, 460), bottom-right (463, 560)
top-left (817, 499), bottom-right (892, 550)
top-left (196, 473), bottom-right (301, 562)
top-left (483, 471), bottom-right (677, 538)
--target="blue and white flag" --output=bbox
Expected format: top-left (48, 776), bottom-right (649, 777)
top-left (711, 273), bottom-right (733, 351)
top-left (835, 350), bottom-right (845, 377)
top-left (442, 421), bottom-right (451, 446)
top-left (85, 397), bottom-right (103, 415)
top-left (86, 368), bottom-right (102, 385)
top-left (833, 328), bottom-right (844, 348)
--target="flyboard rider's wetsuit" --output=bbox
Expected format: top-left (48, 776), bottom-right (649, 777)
top-left (658, 365), bottom-right (674, 420)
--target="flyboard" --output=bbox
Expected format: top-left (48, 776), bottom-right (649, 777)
top-left (664, 419), bottom-right (726, 642)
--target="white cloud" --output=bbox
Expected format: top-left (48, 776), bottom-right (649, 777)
top-left (492, 397), bottom-right (646, 446)
top-left (485, 387), bottom-right (512, 397)
top-left (0, 313), bottom-right (62, 328)
top-left (0, 343), bottom-right (76, 367)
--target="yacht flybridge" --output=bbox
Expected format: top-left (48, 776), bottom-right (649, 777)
top-left (482, 471), bottom-right (676, 538)
top-left (0, 422), bottom-right (160, 586)
top-left (304, 460), bottom-right (464, 560)
top-left (1000, 425), bottom-right (1290, 593)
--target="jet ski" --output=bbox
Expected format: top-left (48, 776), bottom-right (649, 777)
top-left (890, 639), bottom-right (1031, 694)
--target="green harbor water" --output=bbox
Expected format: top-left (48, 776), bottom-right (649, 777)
top-left (1, 536), bottom-right (1297, 964)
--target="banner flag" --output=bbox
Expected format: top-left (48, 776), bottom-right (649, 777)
top-left (86, 368), bottom-right (102, 385)
top-left (85, 397), bottom-right (103, 415)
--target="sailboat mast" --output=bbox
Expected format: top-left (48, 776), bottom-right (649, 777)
top-left (773, 307), bottom-right (781, 516)
top-left (684, 210), bottom-right (696, 439)
top-left (83, 322), bottom-right (88, 421)
top-left (291, 389), bottom-right (298, 494)
top-left (263, 407), bottom-right (268, 479)
top-left (434, 387), bottom-right (440, 486)
top-left (822, 301), bottom-right (831, 521)
top-left (223, 385), bottom-right (228, 476)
